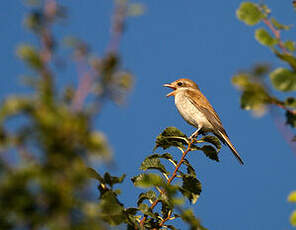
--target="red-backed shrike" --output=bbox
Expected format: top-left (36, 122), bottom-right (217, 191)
top-left (164, 78), bottom-right (244, 165)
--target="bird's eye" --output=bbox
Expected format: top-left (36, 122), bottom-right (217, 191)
top-left (177, 82), bottom-right (183, 86)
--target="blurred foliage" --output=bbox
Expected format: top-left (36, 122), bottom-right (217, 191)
top-left (288, 191), bottom-right (296, 226)
top-left (0, 0), bottom-right (135, 229)
top-left (234, 1), bottom-right (296, 227)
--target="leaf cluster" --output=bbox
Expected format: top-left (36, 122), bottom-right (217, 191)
top-left (234, 2), bottom-right (296, 129)
top-left (127, 127), bottom-right (221, 229)
top-left (288, 191), bottom-right (296, 226)
top-left (0, 1), bottom-right (135, 229)
top-left (235, 1), bottom-right (296, 227)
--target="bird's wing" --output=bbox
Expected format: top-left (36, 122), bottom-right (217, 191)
top-left (185, 89), bottom-right (244, 165)
top-left (185, 89), bottom-right (226, 135)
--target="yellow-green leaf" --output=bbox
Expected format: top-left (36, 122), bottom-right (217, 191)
top-left (271, 18), bottom-right (291, 30)
top-left (290, 210), bottom-right (296, 226)
top-left (288, 191), bottom-right (296, 202)
top-left (270, 68), bottom-right (296, 92)
top-left (131, 173), bottom-right (164, 188)
top-left (232, 74), bottom-right (251, 89)
top-left (17, 44), bottom-right (43, 70)
top-left (236, 2), bottom-right (265, 26)
top-left (285, 41), bottom-right (296, 52)
top-left (255, 28), bottom-right (277, 47)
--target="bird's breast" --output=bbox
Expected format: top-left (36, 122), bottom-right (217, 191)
top-left (174, 93), bottom-right (212, 130)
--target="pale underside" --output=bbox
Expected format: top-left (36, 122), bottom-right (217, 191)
top-left (175, 91), bottom-right (213, 133)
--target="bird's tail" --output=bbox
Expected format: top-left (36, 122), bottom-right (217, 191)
top-left (217, 131), bottom-right (244, 165)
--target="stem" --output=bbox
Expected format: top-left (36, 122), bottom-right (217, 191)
top-left (159, 211), bottom-right (172, 227)
top-left (106, 1), bottom-right (126, 53)
top-left (72, 1), bottom-right (127, 111)
top-left (262, 18), bottom-right (288, 54)
top-left (139, 139), bottom-right (194, 228)
top-left (270, 98), bottom-right (296, 115)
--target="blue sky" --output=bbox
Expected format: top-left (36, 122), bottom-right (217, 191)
top-left (1, 1), bottom-right (296, 229)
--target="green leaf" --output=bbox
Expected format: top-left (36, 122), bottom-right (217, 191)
top-left (236, 2), bottom-right (265, 26)
top-left (179, 175), bottom-right (202, 204)
top-left (232, 74), bottom-right (251, 89)
top-left (0, 97), bottom-right (33, 122)
top-left (98, 191), bottom-right (125, 225)
top-left (150, 153), bottom-right (173, 160)
top-left (17, 44), bottom-right (43, 70)
top-left (285, 41), bottom-right (296, 52)
top-left (131, 173), bottom-right (164, 188)
top-left (148, 153), bottom-right (178, 166)
top-left (125, 207), bottom-right (138, 216)
top-left (291, 210), bottom-right (296, 226)
top-left (255, 28), bottom-right (277, 46)
top-left (288, 191), bottom-right (296, 202)
top-left (241, 89), bottom-right (269, 111)
top-left (138, 203), bottom-right (157, 218)
top-left (270, 68), bottom-right (296, 92)
top-left (103, 173), bottom-right (126, 187)
top-left (286, 111), bottom-right (296, 127)
top-left (180, 209), bottom-right (206, 230)
top-left (275, 51), bottom-right (296, 71)
top-left (140, 155), bottom-right (169, 174)
top-left (154, 127), bottom-right (189, 151)
top-left (252, 64), bottom-right (270, 77)
top-left (25, 12), bottom-right (43, 32)
top-left (197, 145), bottom-right (219, 162)
top-left (285, 97), bottom-right (296, 108)
top-left (200, 135), bottom-right (221, 151)
top-left (118, 72), bottom-right (133, 90)
top-left (137, 190), bottom-right (157, 206)
top-left (125, 208), bottom-right (140, 228)
top-left (87, 168), bottom-right (104, 183)
top-left (271, 18), bottom-right (291, 30)
top-left (183, 159), bottom-right (196, 177)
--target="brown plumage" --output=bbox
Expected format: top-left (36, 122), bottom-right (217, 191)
top-left (163, 78), bottom-right (244, 165)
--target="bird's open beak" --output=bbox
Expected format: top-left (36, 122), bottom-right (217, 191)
top-left (163, 83), bottom-right (176, 97)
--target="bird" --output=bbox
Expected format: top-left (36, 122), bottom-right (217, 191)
top-left (163, 78), bottom-right (244, 165)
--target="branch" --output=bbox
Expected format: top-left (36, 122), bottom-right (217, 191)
top-left (36, 0), bottom-right (56, 93)
top-left (139, 138), bottom-right (195, 228)
top-left (106, 1), bottom-right (127, 54)
top-left (270, 98), bottom-right (296, 115)
top-left (158, 211), bottom-right (172, 228)
top-left (72, 1), bottom-right (127, 111)
top-left (262, 18), bottom-right (288, 54)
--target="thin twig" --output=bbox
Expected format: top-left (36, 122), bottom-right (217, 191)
top-left (72, 1), bottom-right (127, 111)
top-left (262, 18), bottom-right (288, 54)
top-left (72, 70), bottom-right (93, 111)
top-left (107, 1), bottom-right (127, 53)
top-left (158, 210), bottom-right (172, 227)
top-left (139, 139), bottom-right (195, 228)
top-left (270, 98), bottom-right (296, 115)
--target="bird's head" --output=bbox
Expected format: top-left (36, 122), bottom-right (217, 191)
top-left (163, 78), bottom-right (199, 97)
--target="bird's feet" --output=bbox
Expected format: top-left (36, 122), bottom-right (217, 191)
top-left (189, 130), bottom-right (199, 140)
